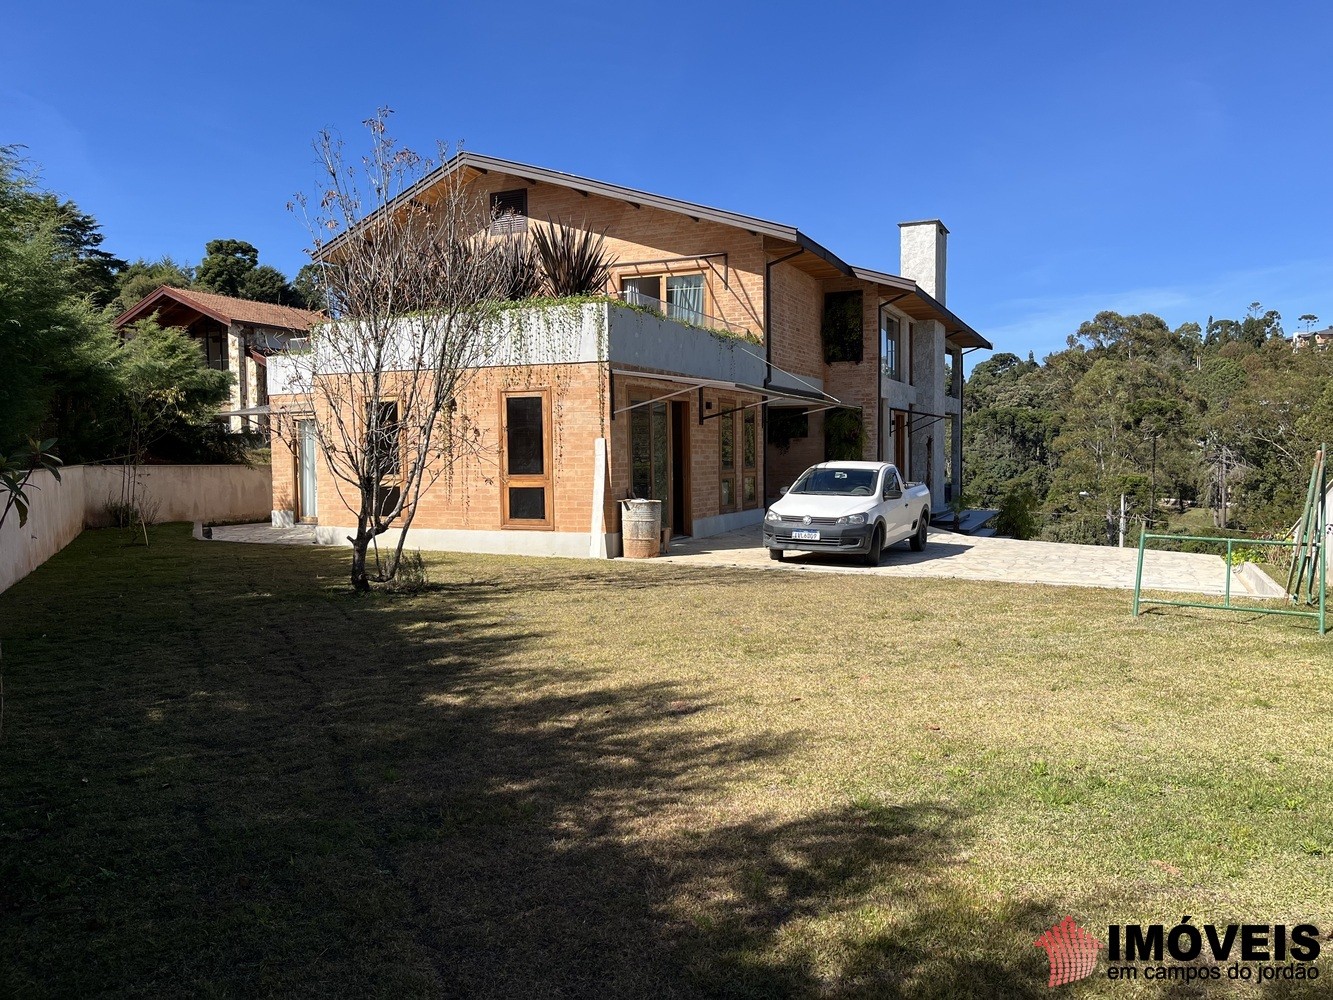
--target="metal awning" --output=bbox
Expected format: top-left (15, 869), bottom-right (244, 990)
top-left (610, 368), bottom-right (843, 420)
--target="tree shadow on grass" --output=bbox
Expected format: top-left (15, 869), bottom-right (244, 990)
top-left (3, 527), bottom-right (1058, 998)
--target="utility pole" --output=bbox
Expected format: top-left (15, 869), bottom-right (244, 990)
top-left (1219, 446), bottom-right (1229, 530)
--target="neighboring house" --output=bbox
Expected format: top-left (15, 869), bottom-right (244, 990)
top-left (112, 286), bottom-right (325, 432)
top-left (266, 153), bottom-right (991, 557)
top-left (1293, 327), bottom-right (1333, 351)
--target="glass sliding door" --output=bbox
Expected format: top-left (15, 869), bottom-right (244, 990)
top-left (297, 419), bottom-right (318, 521)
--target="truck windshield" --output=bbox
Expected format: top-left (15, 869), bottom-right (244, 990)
top-left (789, 467), bottom-right (878, 496)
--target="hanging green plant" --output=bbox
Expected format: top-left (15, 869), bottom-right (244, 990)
top-left (821, 290), bottom-right (864, 364)
top-left (766, 409), bottom-right (809, 454)
top-left (824, 407), bottom-right (864, 460)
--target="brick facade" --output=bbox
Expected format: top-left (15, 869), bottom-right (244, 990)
top-left (269, 158), bottom-right (986, 554)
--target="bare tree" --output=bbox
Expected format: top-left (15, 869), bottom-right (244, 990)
top-left (287, 110), bottom-right (505, 591)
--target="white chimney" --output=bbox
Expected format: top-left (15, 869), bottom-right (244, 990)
top-left (898, 219), bottom-right (948, 304)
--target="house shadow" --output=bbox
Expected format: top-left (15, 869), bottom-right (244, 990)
top-left (2, 528), bottom-right (1063, 997)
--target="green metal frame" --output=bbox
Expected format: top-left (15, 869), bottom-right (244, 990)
top-left (1132, 452), bottom-right (1327, 635)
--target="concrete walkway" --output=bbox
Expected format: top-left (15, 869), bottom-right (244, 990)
top-left (207, 522), bottom-right (318, 545)
top-left (204, 521), bottom-right (1286, 599)
top-left (656, 527), bottom-right (1288, 598)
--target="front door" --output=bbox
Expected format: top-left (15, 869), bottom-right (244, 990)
top-left (671, 401), bottom-right (690, 536)
top-left (631, 398), bottom-right (668, 507)
top-left (892, 410), bottom-right (908, 476)
top-left (297, 419), bottom-right (318, 521)
top-left (631, 397), bottom-right (691, 537)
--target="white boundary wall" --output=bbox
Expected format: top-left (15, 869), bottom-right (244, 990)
top-left (0, 464), bottom-right (271, 593)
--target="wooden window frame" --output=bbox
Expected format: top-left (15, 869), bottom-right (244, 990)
top-left (367, 398), bottom-right (405, 520)
top-left (500, 388), bottom-right (553, 530)
top-left (718, 396), bottom-right (737, 513)
top-left (617, 269), bottom-right (713, 324)
top-left (629, 392), bottom-right (670, 503)
top-left (741, 407), bottom-right (759, 510)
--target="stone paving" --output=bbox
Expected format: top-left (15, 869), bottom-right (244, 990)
top-left (204, 521), bottom-right (1287, 598)
top-left (655, 526), bottom-right (1288, 598)
top-left (208, 522), bottom-right (318, 545)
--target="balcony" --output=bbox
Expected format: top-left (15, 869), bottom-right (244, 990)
top-left (614, 287), bottom-right (753, 340)
top-left (268, 298), bottom-right (767, 397)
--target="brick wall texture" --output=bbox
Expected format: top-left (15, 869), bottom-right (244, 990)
top-left (271, 169), bottom-right (960, 538)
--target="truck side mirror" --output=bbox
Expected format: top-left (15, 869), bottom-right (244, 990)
top-left (778, 486), bottom-right (789, 495)
top-left (884, 487), bottom-right (901, 500)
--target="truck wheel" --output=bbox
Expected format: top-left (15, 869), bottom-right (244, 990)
top-left (769, 547), bottom-right (784, 561)
top-left (862, 525), bottom-right (883, 566)
top-left (910, 515), bottom-right (928, 552)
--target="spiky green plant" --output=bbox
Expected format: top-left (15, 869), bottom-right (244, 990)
top-left (491, 235), bottom-right (542, 301)
top-left (532, 219), bottom-right (614, 297)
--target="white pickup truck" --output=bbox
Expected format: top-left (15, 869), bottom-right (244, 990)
top-left (762, 461), bottom-right (931, 565)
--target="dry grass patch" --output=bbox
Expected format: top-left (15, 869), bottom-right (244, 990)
top-left (1, 525), bottom-right (1329, 998)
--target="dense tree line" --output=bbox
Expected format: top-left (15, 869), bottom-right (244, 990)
top-left (0, 147), bottom-right (319, 466)
top-left (963, 306), bottom-right (1332, 542)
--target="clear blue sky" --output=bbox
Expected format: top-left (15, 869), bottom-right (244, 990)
top-left (4, 1), bottom-right (1331, 366)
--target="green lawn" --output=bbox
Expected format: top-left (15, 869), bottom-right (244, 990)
top-left (2, 526), bottom-right (1330, 998)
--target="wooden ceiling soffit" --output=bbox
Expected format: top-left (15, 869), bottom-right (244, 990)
top-left (762, 237), bottom-right (836, 279)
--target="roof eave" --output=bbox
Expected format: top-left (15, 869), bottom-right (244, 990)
top-left (852, 266), bottom-right (991, 351)
top-left (318, 150), bottom-right (821, 262)
top-left (112, 286), bottom-right (231, 329)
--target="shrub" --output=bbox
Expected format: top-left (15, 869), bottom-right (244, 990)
top-left (385, 550), bottom-right (430, 592)
top-left (532, 220), bottom-right (613, 297)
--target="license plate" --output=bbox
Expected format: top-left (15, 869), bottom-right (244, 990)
top-left (792, 529), bottom-right (820, 541)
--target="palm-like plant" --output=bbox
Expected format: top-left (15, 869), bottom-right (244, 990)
top-left (532, 219), bottom-right (614, 297)
top-left (492, 235), bottom-right (542, 301)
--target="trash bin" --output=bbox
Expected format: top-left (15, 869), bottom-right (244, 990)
top-left (621, 498), bottom-right (663, 558)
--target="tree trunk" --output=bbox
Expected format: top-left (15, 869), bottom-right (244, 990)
top-left (350, 531), bottom-right (371, 592)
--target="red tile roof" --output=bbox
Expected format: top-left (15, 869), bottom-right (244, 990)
top-left (113, 286), bottom-right (325, 331)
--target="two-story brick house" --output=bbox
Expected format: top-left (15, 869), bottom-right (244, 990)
top-left (266, 153), bottom-right (990, 557)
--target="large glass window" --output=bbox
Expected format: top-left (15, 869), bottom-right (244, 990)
top-left (621, 272), bottom-right (709, 327)
top-left (881, 312), bottom-right (902, 381)
top-left (622, 275), bottom-right (661, 308)
top-left (716, 400), bottom-right (758, 511)
top-left (502, 392), bottom-right (551, 527)
top-left (742, 410), bottom-right (757, 507)
top-left (367, 400), bottom-right (401, 519)
top-left (631, 400), bottom-right (669, 503)
top-left (666, 275), bottom-right (705, 325)
top-left (719, 398), bottom-right (736, 511)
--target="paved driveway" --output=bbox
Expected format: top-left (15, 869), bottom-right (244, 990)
top-left (656, 527), bottom-right (1286, 598)
top-left (208, 522), bottom-right (1284, 599)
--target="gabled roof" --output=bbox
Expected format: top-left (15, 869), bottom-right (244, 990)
top-left (113, 286), bottom-right (325, 332)
top-left (322, 151), bottom-right (990, 350)
top-left (322, 151), bottom-right (851, 270)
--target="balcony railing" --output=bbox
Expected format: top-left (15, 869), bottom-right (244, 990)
top-left (613, 288), bottom-right (752, 339)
